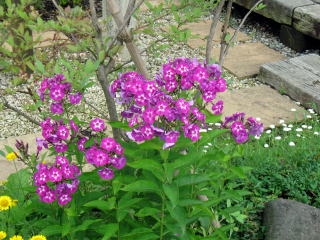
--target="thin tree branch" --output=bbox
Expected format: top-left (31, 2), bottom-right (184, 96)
top-left (1, 96), bottom-right (41, 126)
top-left (124, 0), bottom-right (136, 27)
top-left (219, 0), bottom-right (233, 66)
top-left (83, 98), bottom-right (110, 120)
top-left (205, 0), bottom-right (226, 64)
top-left (222, 0), bottom-right (263, 62)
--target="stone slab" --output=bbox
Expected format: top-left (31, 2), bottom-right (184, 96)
top-left (260, 54), bottom-right (320, 113)
top-left (212, 42), bottom-right (286, 78)
top-left (182, 20), bottom-right (251, 48)
top-left (264, 199), bottom-right (320, 240)
top-left (217, 85), bottom-right (306, 127)
top-left (234, 0), bottom-right (314, 25)
top-left (293, 4), bottom-right (320, 40)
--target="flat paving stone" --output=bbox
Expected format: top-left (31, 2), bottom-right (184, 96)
top-left (182, 19), bottom-right (251, 48)
top-left (260, 54), bottom-right (320, 113)
top-left (217, 85), bottom-right (306, 127)
top-left (212, 42), bottom-right (286, 78)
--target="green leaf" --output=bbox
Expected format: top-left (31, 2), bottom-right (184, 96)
top-left (83, 198), bottom-right (116, 211)
top-left (108, 121), bottom-right (131, 130)
top-left (35, 59), bottom-right (45, 74)
top-left (163, 183), bottom-right (179, 207)
top-left (0, 150), bottom-right (5, 157)
top-left (41, 225), bottom-right (62, 236)
top-left (175, 174), bottom-right (211, 187)
top-left (122, 180), bottom-right (160, 195)
top-left (135, 207), bottom-right (160, 220)
top-left (127, 159), bottom-right (164, 181)
top-left (72, 219), bottom-right (103, 233)
top-left (4, 145), bottom-right (14, 153)
top-left (95, 223), bottom-right (118, 240)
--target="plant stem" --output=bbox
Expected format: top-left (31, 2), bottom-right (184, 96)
top-left (160, 196), bottom-right (165, 240)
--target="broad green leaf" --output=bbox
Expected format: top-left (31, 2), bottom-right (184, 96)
top-left (135, 207), bottom-right (160, 220)
top-left (122, 180), bottom-right (160, 195)
top-left (72, 219), bottom-right (102, 233)
top-left (127, 159), bottom-right (164, 181)
top-left (174, 174), bottom-right (210, 187)
top-left (83, 198), bottom-right (116, 211)
top-left (41, 225), bottom-right (62, 236)
top-left (163, 183), bottom-right (179, 207)
top-left (0, 150), bottom-right (5, 157)
top-left (99, 223), bottom-right (119, 240)
top-left (4, 145), bottom-right (14, 153)
top-left (108, 121), bottom-right (131, 130)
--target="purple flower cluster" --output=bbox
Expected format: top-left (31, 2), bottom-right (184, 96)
top-left (111, 58), bottom-right (227, 148)
top-left (39, 118), bottom-right (79, 153)
top-left (223, 113), bottom-right (264, 143)
top-left (34, 156), bottom-right (80, 205)
top-left (37, 74), bottom-right (83, 115)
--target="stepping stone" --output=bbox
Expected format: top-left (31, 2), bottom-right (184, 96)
top-left (264, 199), bottom-right (320, 240)
top-left (260, 54), bottom-right (320, 113)
top-left (182, 19), bottom-right (251, 48)
top-left (217, 85), bottom-right (306, 127)
top-left (212, 42), bottom-right (286, 78)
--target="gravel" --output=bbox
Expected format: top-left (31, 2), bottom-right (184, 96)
top-left (0, 5), bottom-right (318, 140)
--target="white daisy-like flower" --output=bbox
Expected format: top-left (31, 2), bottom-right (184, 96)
top-left (308, 126), bottom-right (312, 129)
top-left (296, 128), bottom-right (303, 132)
top-left (279, 119), bottom-right (285, 124)
top-left (203, 150), bottom-right (207, 153)
top-left (204, 145), bottom-right (209, 148)
top-left (289, 142), bottom-right (295, 146)
top-left (269, 124), bottom-right (275, 129)
top-left (282, 123), bottom-right (287, 127)
top-left (306, 115), bottom-right (312, 119)
top-left (200, 129), bottom-right (207, 133)
top-left (288, 124), bottom-right (293, 128)
top-left (264, 144), bottom-right (269, 148)
top-left (283, 127), bottom-right (291, 132)
top-left (215, 123), bottom-right (221, 126)
top-left (275, 136), bottom-right (282, 140)
top-left (255, 136), bottom-right (260, 140)
top-left (296, 134), bottom-right (301, 137)
top-left (291, 108), bottom-right (296, 112)
top-left (207, 143), bottom-right (212, 146)
top-left (314, 132), bottom-right (319, 135)
top-left (256, 117), bottom-right (261, 121)
top-left (302, 125), bottom-right (308, 129)
top-left (208, 128), bottom-right (213, 131)
top-left (295, 102), bottom-right (301, 105)
top-left (266, 130), bottom-right (272, 134)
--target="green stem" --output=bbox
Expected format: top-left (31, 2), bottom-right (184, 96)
top-left (159, 196), bottom-right (165, 240)
top-left (12, 159), bottom-right (25, 204)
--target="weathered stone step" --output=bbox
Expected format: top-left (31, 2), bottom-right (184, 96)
top-left (260, 54), bottom-right (320, 113)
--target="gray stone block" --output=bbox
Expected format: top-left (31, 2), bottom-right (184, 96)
top-left (264, 199), bottom-right (320, 240)
top-left (234, 0), bottom-right (314, 25)
top-left (293, 4), bottom-right (320, 40)
top-left (260, 54), bottom-right (320, 113)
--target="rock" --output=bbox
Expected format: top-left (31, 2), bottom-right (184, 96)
top-left (216, 85), bottom-right (306, 127)
top-left (212, 42), bottom-right (286, 78)
top-left (260, 54), bottom-right (320, 113)
top-left (264, 199), bottom-right (320, 240)
top-left (280, 24), bottom-right (310, 52)
top-left (293, 4), bottom-right (320, 40)
top-left (234, 0), bottom-right (314, 25)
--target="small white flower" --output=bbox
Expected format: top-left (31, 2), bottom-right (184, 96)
top-left (279, 119), bottom-right (285, 124)
top-left (275, 136), bottom-right (282, 140)
top-left (255, 136), bottom-right (260, 140)
top-left (266, 130), bottom-right (272, 134)
top-left (295, 102), bottom-right (301, 105)
top-left (203, 150), bottom-right (207, 153)
top-left (200, 129), bottom-right (207, 133)
top-left (283, 127), bottom-right (291, 132)
top-left (291, 108), bottom-right (296, 112)
top-left (256, 117), bottom-right (261, 121)
top-left (207, 143), bottom-right (212, 146)
top-left (314, 132), bottom-right (319, 135)
top-left (269, 124), bottom-right (275, 129)
top-left (215, 123), bottom-right (221, 126)
top-left (308, 109), bottom-right (315, 114)
top-left (306, 115), bottom-right (312, 119)
top-left (204, 145), bottom-right (209, 148)
top-left (302, 125), bottom-right (308, 129)
top-left (296, 128), bottom-right (303, 132)
top-left (282, 124), bottom-right (287, 127)
top-left (208, 128), bottom-right (213, 131)
top-left (308, 126), bottom-right (312, 129)
top-left (296, 134), bottom-right (301, 137)
top-left (288, 124), bottom-right (293, 128)
top-left (289, 142), bottom-right (295, 146)
top-left (264, 144), bottom-right (269, 148)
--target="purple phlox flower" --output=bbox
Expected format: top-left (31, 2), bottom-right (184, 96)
top-left (58, 194), bottom-right (72, 205)
top-left (202, 91), bottom-right (216, 102)
top-left (41, 190), bottom-right (56, 203)
top-left (50, 102), bottom-right (64, 115)
top-left (56, 155), bottom-right (69, 166)
top-left (165, 80), bottom-right (178, 92)
top-left (176, 98), bottom-right (190, 115)
top-left (54, 143), bottom-right (68, 153)
top-left (193, 66), bottom-right (208, 83)
top-left (142, 108), bottom-right (156, 125)
top-left (85, 146), bottom-right (99, 164)
top-left (246, 117), bottom-right (264, 136)
top-left (90, 118), bottom-right (106, 132)
top-left (48, 167), bottom-right (63, 182)
top-left (94, 149), bottom-right (109, 167)
top-left (57, 125), bottom-right (69, 140)
top-left (215, 78), bottom-right (227, 92)
top-left (69, 92), bottom-right (83, 104)
top-left (77, 137), bottom-right (88, 151)
top-left (70, 120), bottom-right (79, 134)
top-left (50, 85), bottom-right (65, 102)
top-left (98, 168), bottom-right (115, 180)
top-left (110, 156), bottom-right (126, 170)
top-left (100, 137), bottom-right (116, 152)
top-left (121, 110), bottom-right (134, 118)
top-left (211, 100), bottom-right (224, 115)
top-left (141, 124), bottom-right (154, 140)
top-left (36, 137), bottom-right (48, 151)
top-left (36, 184), bottom-right (50, 197)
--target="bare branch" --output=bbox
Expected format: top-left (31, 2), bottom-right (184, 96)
top-left (205, 0), bottom-right (226, 64)
top-left (219, 0), bottom-right (233, 66)
top-left (1, 96), bottom-right (41, 126)
top-left (222, 0), bottom-right (264, 63)
top-left (124, 0), bottom-right (136, 27)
